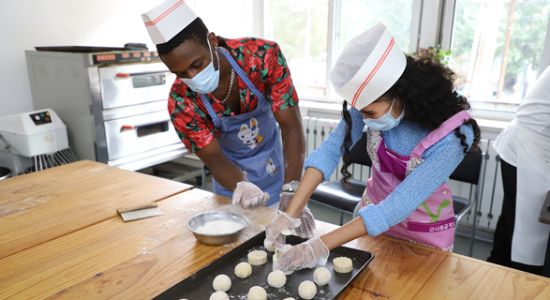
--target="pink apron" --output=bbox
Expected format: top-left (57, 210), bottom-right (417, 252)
top-left (358, 110), bottom-right (472, 250)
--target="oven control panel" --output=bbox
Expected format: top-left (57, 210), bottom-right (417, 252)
top-left (29, 111), bottom-right (52, 126)
top-left (92, 51), bottom-right (161, 65)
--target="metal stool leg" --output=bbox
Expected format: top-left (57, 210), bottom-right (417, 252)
top-left (469, 187), bottom-right (481, 257)
top-left (352, 202), bottom-right (360, 219)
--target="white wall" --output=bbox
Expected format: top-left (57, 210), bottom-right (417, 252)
top-left (0, 0), bottom-right (165, 118)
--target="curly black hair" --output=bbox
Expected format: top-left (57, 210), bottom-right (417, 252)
top-left (156, 17), bottom-right (209, 55)
top-left (340, 54), bottom-right (481, 184)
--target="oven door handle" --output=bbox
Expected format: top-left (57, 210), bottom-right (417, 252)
top-left (120, 121), bottom-right (170, 137)
top-left (121, 125), bottom-right (135, 130)
top-left (117, 71), bottom-right (169, 77)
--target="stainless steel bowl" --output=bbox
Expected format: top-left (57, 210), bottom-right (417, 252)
top-left (187, 211), bottom-right (249, 246)
top-left (0, 167), bottom-right (11, 181)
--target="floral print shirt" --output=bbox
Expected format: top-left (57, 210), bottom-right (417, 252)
top-left (168, 36), bottom-right (299, 153)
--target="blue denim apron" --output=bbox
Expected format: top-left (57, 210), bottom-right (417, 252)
top-left (199, 48), bottom-right (284, 206)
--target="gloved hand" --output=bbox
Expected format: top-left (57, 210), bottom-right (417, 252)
top-left (264, 211), bottom-right (301, 251)
top-left (273, 237), bottom-right (330, 272)
top-left (278, 192), bottom-right (316, 239)
top-left (232, 181), bottom-right (269, 210)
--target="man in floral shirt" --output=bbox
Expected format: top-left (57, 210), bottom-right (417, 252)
top-left (147, 6), bottom-right (306, 210)
top-left (167, 35), bottom-right (299, 153)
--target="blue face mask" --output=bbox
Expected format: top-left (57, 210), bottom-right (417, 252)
top-left (363, 97), bottom-right (405, 131)
top-left (180, 36), bottom-right (220, 94)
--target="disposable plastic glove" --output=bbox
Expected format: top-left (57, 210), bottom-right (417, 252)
top-left (273, 237), bottom-right (330, 272)
top-left (278, 192), bottom-right (316, 239)
top-left (264, 211), bottom-right (301, 251)
top-left (232, 181), bottom-right (269, 210)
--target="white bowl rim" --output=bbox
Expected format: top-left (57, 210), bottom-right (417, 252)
top-left (187, 211), bottom-right (249, 236)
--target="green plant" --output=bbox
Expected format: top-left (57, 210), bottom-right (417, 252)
top-left (410, 45), bottom-right (453, 65)
top-left (409, 45), bottom-right (466, 86)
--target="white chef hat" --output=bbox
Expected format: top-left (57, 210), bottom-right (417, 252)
top-left (141, 0), bottom-right (198, 45)
top-left (331, 23), bottom-right (406, 109)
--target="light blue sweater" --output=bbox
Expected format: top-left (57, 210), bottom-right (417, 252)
top-left (304, 107), bottom-right (474, 236)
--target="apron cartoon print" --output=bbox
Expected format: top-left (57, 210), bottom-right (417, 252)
top-left (358, 110), bottom-right (472, 250)
top-left (238, 117), bottom-right (263, 149)
top-left (200, 48), bottom-right (284, 206)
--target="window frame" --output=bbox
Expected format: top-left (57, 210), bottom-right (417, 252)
top-left (439, 0), bottom-right (550, 120)
top-left (254, 0), bottom-right (424, 103)
top-left (251, 0), bottom-right (550, 120)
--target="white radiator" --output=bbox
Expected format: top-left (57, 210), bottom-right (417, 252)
top-left (301, 116), bottom-right (503, 234)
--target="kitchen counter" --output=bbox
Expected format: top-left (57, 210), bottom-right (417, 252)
top-left (1, 160), bottom-right (549, 299)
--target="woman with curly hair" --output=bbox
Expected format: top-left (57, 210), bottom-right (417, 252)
top-left (265, 24), bottom-right (481, 272)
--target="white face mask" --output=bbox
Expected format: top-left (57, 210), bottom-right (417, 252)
top-left (180, 35), bottom-right (220, 94)
top-left (363, 97), bottom-right (405, 131)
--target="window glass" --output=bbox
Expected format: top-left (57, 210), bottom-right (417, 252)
top-left (192, 0), bottom-right (253, 38)
top-left (451, 0), bottom-right (550, 111)
top-left (266, 0), bottom-right (329, 96)
top-left (132, 74), bottom-right (166, 89)
top-left (338, 0), bottom-right (413, 57)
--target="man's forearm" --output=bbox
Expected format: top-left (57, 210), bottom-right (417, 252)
top-left (281, 127), bottom-right (306, 184)
top-left (208, 160), bottom-right (248, 192)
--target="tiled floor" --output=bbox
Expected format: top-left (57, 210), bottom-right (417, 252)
top-left (454, 233), bottom-right (493, 260)
top-left (140, 166), bottom-right (494, 261)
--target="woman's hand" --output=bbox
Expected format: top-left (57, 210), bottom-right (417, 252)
top-left (264, 211), bottom-right (301, 250)
top-left (273, 237), bottom-right (330, 272)
top-left (279, 192), bottom-right (315, 239)
top-left (232, 181), bottom-right (269, 210)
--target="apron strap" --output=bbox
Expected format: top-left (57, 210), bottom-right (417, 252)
top-left (217, 48), bottom-right (268, 102)
top-left (199, 47), bottom-right (270, 128)
top-left (410, 110), bottom-right (472, 159)
top-left (199, 94), bottom-right (222, 128)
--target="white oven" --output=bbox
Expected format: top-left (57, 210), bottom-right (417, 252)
top-left (25, 48), bottom-right (187, 171)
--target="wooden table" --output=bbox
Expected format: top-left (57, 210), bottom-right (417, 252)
top-left (1, 160), bottom-right (550, 299)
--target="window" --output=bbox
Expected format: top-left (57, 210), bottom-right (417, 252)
top-left (450, 0), bottom-right (550, 112)
top-left (337, 0), bottom-right (413, 57)
top-left (266, 0), bottom-right (329, 97)
top-left (266, 0), bottom-right (414, 100)
top-left (189, 0), bottom-right (550, 115)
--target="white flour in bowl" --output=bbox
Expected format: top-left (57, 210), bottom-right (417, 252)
top-left (195, 220), bottom-right (244, 235)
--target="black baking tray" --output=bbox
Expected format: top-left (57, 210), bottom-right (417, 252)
top-left (153, 231), bottom-right (374, 300)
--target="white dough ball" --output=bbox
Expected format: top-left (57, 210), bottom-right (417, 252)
top-left (298, 280), bottom-right (317, 300)
top-left (212, 274), bottom-right (231, 292)
top-left (267, 270), bottom-right (287, 288)
top-left (313, 267), bottom-right (332, 286)
top-left (247, 286), bottom-right (267, 300)
top-left (283, 298), bottom-right (295, 300)
top-left (234, 262), bottom-right (252, 279)
top-left (210, 291), bottom-right (229, 300)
